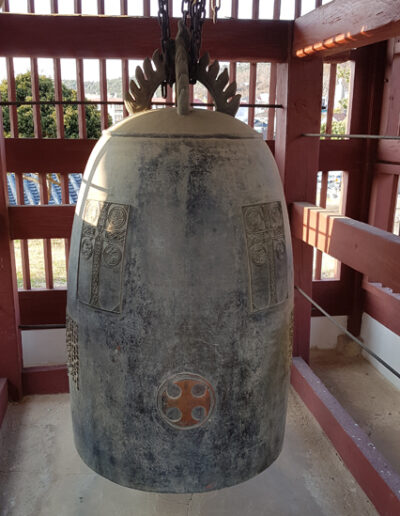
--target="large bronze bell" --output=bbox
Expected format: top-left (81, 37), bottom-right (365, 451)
top-left (66, 21), bottom-right (293, 493)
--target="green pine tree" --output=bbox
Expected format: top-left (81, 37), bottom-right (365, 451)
top-left (0, 72), bottom-right (111, 138)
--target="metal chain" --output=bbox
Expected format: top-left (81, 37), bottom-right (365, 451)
top-left (158, 0), bottom-right (174, 97)
top-left (181, 0), bottom-right (206, 84)
top-left (158, 0), bottom-right (170, 53)
top-left (157, 0), bottom-right (215, 94)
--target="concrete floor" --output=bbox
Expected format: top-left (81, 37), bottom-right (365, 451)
top-left (311, 348), bottom-right (400, 473)
top-left (0, 387), bottom-right (377, 516)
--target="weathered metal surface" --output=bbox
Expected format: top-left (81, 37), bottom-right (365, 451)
top-left (67, 107), bottom-right (293, 493)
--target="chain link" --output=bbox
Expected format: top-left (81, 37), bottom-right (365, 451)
top-left (158, 0), bottom-right (211, 94)
top-left (181, 0), bottom-right (206, 84)
top-left (158, 0), bottom-right (174, 97)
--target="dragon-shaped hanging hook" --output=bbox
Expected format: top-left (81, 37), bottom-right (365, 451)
top-left (125, 21), bottom-right (241, 117)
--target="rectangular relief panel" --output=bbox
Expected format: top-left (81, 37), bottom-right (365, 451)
top-left (243, 201), bottom-right (288, 312)
top-left (78, 199), bottom-right (129, 313)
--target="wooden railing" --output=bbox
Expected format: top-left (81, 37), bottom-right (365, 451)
top-left (1, 0), bottom-right (400, 398)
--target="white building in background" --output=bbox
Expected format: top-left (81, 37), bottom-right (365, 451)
top-left (85, 94), bottom-right (124, 125)
top-left (109, 98), bottom-right (124, 123)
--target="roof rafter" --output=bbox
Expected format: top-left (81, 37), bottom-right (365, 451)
top-left (293, 0), bottom-right (400, 58)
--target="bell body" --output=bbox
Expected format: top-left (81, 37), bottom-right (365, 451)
top-left (66, 108), bottom-right (293, 493)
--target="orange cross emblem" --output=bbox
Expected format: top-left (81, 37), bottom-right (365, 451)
top-left (158, 373), bottom-right (215, 429)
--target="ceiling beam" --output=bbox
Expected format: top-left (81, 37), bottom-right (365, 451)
top-left (0, 14), bottom-right (291, 62)
top-left (293, 0), bottom-right (400, 58)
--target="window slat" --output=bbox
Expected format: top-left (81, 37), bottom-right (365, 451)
top-left (15, 173), bottom-right (31, 290)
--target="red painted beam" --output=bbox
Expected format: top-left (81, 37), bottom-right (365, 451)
top-left (291, 202), bottom-right (400, 293)
top-left (22, 365), bottom-right (69, 395)
top-left (378, 139), bottom-right (400, 165)
top-left (318, 140), bottom-right (361, 172)
top-left (0, 14), bottom-right (291, 62)
top-left (0, 379), bottom-right (8, 428)
top-left (5, 138), bottom-right (94, 174)
top-left (375, 162), bottom-right (400, 176)
top-left (312, 280), bottom-right (351, 316)
top-left (291, 357), bottom-right (400, 515)
top-left (293, 0), bottom-right (400, 58)
top-left (363, 281), bottom-right (400, 337)
top-left (8, 205), bottom-right (75, 240)
top-left (19, 289), bottom-right (67, 326)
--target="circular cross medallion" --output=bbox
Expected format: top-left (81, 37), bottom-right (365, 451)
top-left (107, 205), bottom-right (128, 231)
top-left (244, 206), bottom-right (265, 233)
top-left (81, 238), bottom-right (94, 259)
top-left (102, 244), bottom-right (122, 268)
top-left (250, 243), bottom-right (268, 265)
top-left (157, 373), bottom-right (215, 430)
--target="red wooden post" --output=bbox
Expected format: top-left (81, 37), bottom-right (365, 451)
top-left (6, 58), bottom-right (18, 137)
top-left (369, 173), bottom-right (398, 232)
top-left (252, 0), bottom-right (259, 19)
top-left (248, 64), bottom-right (256, 127)
top-left (247, 0), bottom-right (259, 128)
top-left (97, 0), bottom-right (109, 130)
top-left (370, 38), bottom-right (400, 233)
top-left (227, 0), bottom-right (238, 114)
top-left (143, 0), bottom-right (150, 17)
top-left (6, 58), bottom-right (31, 290)
top-left (74, 1), bottom-right (87, 138)
top-left (325, 63), bottom-right (336, 134)
top-left (53, 59), bottom-right (65, 138)
top-left (39, 173), bottom-right (54, 290)
top-left (275, 56), bottom-right (323, 362)
top-left (60, 174), bottom-right (71, 269)
top-left (267, 0), bottom-right (281, 140)
top-left (345, 43), bottom-right (386, 335)
top-left (52, 0), bottom-right (70, 271)
top-left (294, 0), bottom-right (302, 19)
top-left (122, 59), bottom-right (129, 118)
top-left (0, 96), bottom-right (23, 400)
top-left (314, 170), bottom-right (328, 280)
top-left (28, 0), bottom-right (55, 292)
top-left (15, 174), bottom-right (31, 290)
top-left (30, 58), bottom-right (42, 139)
top-left (121, 0), bottom-right (129, 118)
top-left (51, 1), bottom-right (65, 139)
top-left (76, 60), bottom-right (87, 138)
top-left (231, 0), bottom-right (238, 18)
top-left (267, 63), bottom-right (277, 140)
top-left (166, 0), bottom-right (173, 115)
top-left (99, 60), bottom-right (108, 130)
